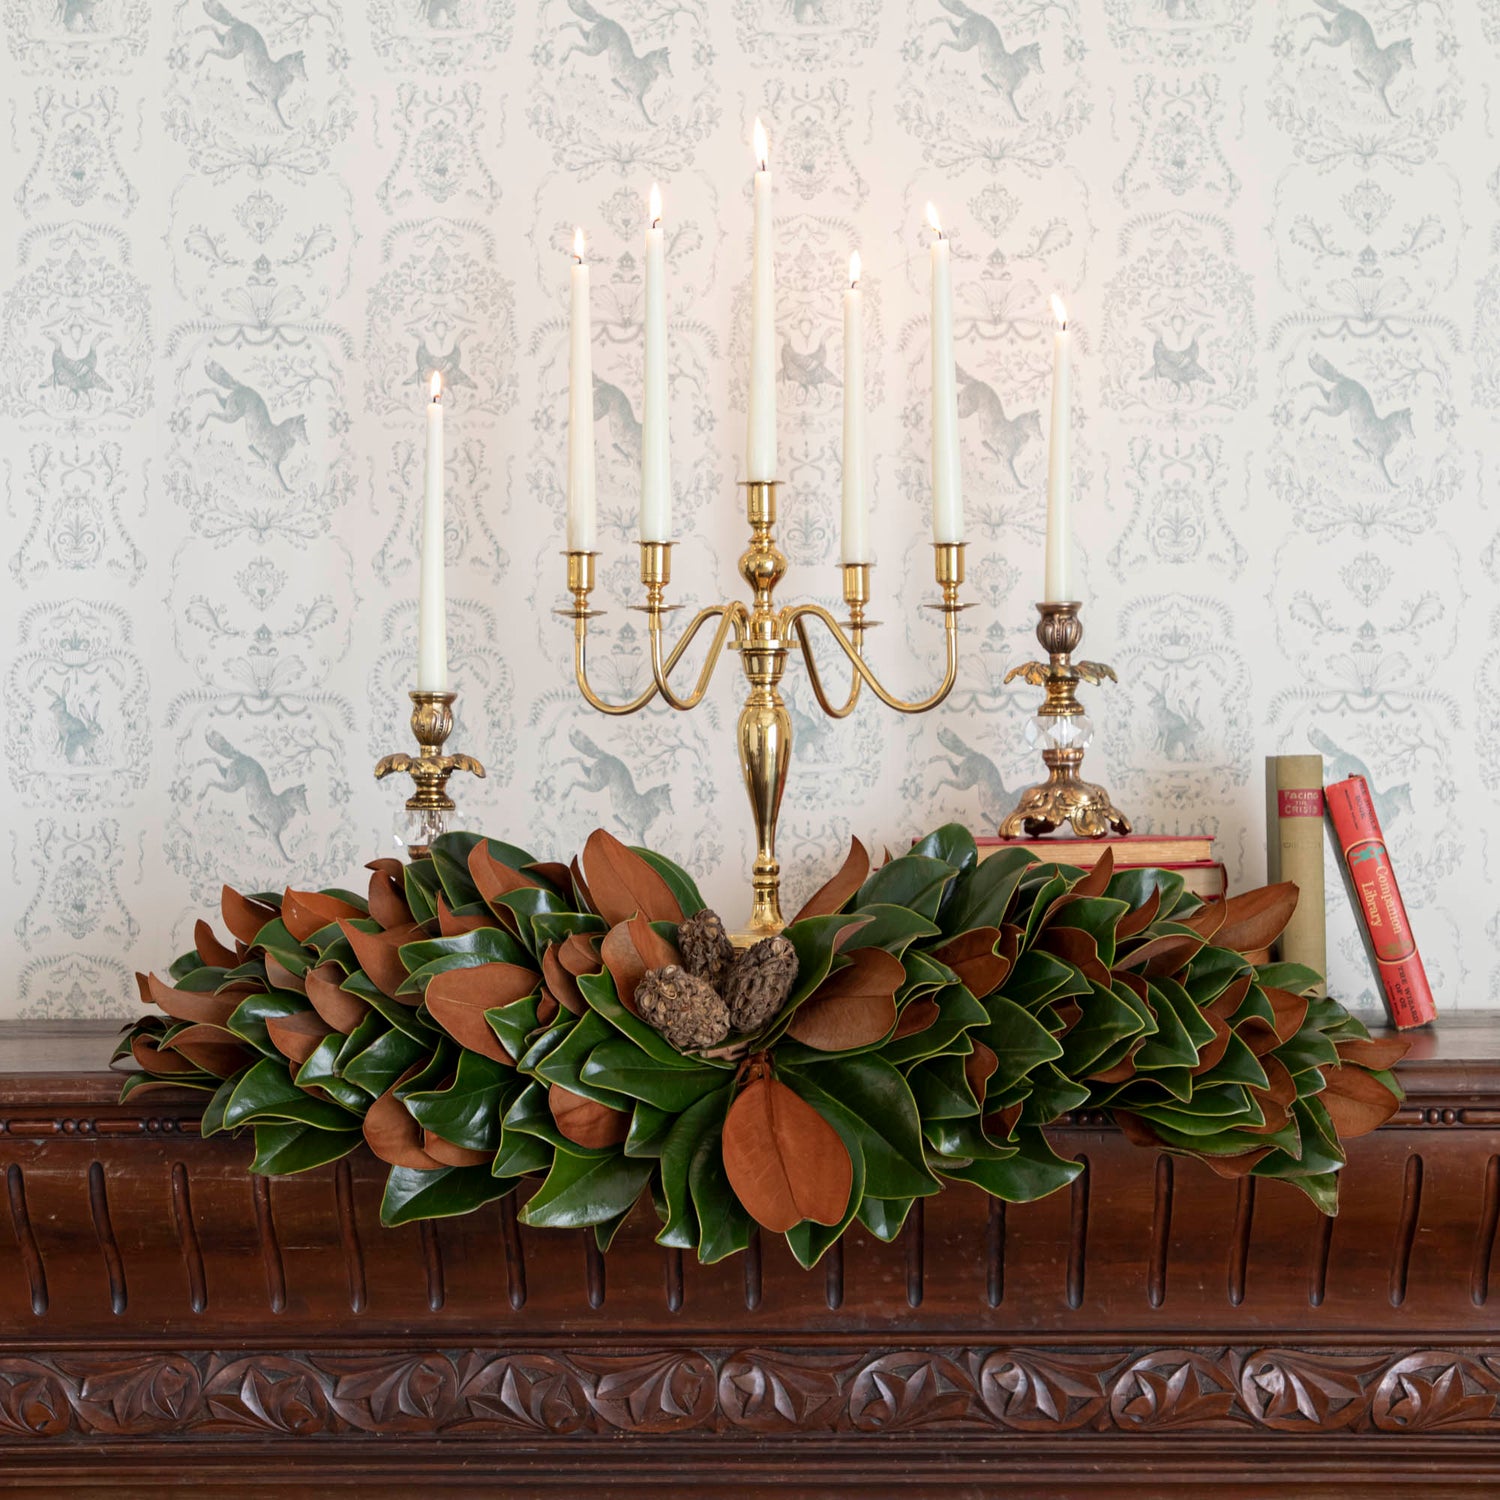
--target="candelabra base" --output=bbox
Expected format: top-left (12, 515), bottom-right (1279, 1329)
top-left (374, 689), bottom-right (486, 860)
top-left (998, 765), bottom-right (1132, 840)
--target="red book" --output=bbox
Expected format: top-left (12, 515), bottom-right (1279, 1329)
top-left (1324, 775), bottom-right (1436, 1029)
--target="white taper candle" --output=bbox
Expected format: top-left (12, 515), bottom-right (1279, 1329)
top-left (746, 119), bottom-right (777, 483)
top-left (1043, 295), bottom-right (1073, 602)
top-left (417, 371), bottom-right (448, 691)
top-left (928, 204), bottom-right (963, 544)
top-left (567, 228), bottom-right (597, 552)
top-left (641, 183), bottom-right (671, 542)
top-left (841, 251), bottom-right (870, 565)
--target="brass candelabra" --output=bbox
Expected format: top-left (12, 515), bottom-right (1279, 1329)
top-left (999, 601), bottom-right (1130, 839)
top-left (374, 690), bottom-right (487, 858)
top-left (561, 480), bottom-right (967, 940)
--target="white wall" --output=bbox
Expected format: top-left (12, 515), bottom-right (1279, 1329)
top-left (0, 0), bottom-right (1490, 1018)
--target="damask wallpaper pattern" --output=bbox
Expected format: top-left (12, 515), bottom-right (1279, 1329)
top-left (0, 0), bottom-right (1490, 1018)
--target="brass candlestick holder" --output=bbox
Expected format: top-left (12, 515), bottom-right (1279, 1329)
top-left (561, 481), bottom-right (967, 940)
top-left (999, 601), bottom-right (1131, 839)
top-left (374, 689), bottom-right (487, 858)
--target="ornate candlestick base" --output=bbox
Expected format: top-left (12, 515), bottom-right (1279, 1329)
top-left (374, 689), bottom-right (486, 858)
top-left (999, 602), bottom-right (1131, 840)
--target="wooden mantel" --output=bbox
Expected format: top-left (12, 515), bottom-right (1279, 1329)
top-left (3, 1017), bottom-right (1500, 1496)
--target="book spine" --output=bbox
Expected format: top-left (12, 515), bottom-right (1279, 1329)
top-left (1324, 775), bottom-right (1436, 1029)
top-left (1265, 755), bottom-right (1327, 996)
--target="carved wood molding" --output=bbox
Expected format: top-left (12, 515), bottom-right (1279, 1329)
top-left (2, 1345), bottom-right (1498, 1441)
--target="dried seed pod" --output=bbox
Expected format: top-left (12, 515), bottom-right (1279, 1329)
top-left (635, 964), bottom-right (732, 1052)
top-left (724, 935), bottom-right (799, 1034)
top-left (678, 909), bottom-right (735, 994)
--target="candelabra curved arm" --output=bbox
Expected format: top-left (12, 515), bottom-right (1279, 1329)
top-left (570, 604), bottom-right (742, 717)
top-left (648, 601), bottom-right (748, 711)
top-left (786, 604), bottom-right (960, 716)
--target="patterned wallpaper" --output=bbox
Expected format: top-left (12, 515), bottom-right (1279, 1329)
top-left (0, 0), bottom-right (1492, 1020)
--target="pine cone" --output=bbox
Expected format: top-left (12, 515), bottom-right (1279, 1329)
top-left (636, 964), bottom-right (732, 1052)
top-left (678, 909), bottom-right (735, 994)
top-left (724, 935), bottom-right (799, 1034)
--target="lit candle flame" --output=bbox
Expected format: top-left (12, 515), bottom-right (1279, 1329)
top-left (649, 182), bottom-right (662, 228)
top-left (849, 251), bottom-right (861, 287)
top-left (573, 226), bottom-right (585, 261)
top-left (753, 117), bottom-right (768, 171)
top-left (926, 202), bottom-right (943, 238)
top-left (430, 370), bottom-right (441, 403)
top-left (1051, 294), bottom-right (1067, 330)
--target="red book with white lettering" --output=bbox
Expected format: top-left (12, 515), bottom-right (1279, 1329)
top-left (1324, 775), bottom-right (1436, 1029)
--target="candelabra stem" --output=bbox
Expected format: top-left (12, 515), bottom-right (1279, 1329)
top-left (374, 689), bottom-right (486, 859)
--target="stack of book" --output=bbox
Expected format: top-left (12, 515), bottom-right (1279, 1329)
top-left (975, 833), bottom-right (1226, 903)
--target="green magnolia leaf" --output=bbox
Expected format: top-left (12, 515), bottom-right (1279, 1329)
top-left (341, 1026), bottom-right (429, 1097)
top-left (428, 831), bottom-right (489, 910)
top-left (1019, 1063), bottom-right (1090, 1127)
top-left (118, 1070), bottom-right (219, 1100)
top-left (1004, 950), bottom-right (1085, 1009)
top-left (1274, 1028), bottom-right (1342, 1077)
top-left (531, 911), bottom-right (608, 949)
top-left (655, 1085), bottom-right (733, 1250)
top-left (486, 992), bottom-right (543, 1063)
top-left (856, 855), bottom-right (955, 920)
top-left (857, 1194), bottom-right (915, 1241)
top-left (502, 1078), bottom-right (615, 1158)
top-left (340, 972), bottom-right (437, 1041)
top-left (980, 995), bottom-right (1065, 1090)
top-left (940, 848), bottom-right (1034, 936)
top-left (252, 1122), bottom-right (362, 1176)
top-left (879, 984), bottom-right (988, 1068)
top-left (1054, 898), bottom-right (1131, 965)
top-left (380, 1163), bottom-right (519, 1226)
top-left (534, 1012), bottom-right (636, 1108)
top-left (938, 1126), bottom-right (1083, 1202)
top-left (687, 1113), bottom-right (750, 1264)
top-left (397, 928), bottom-right (532, 992)
top-left (403, 1049), bottom-right (517, 1153)
top-left (923, 1113), bottom-right (1016, 1162)
top-left (199, 1071), bottom-right (244, 1137)
top-left (494, 887), bottom-right (573, 959)
top-left (1105, 866), bottom-right (1185, 916)
top-left (226, 990), bottom-right (310, 1057)
top-left (907, 1052), bottom-right (980, 1121)
top-left (403, 859), bottom-right (443, 926)
top-left (1059, 982), bottom-right (1149, 1077)
top-left (781, 1054), bottom-right (939, 1200)
top-left (625, 1100), bottom-right (674, 1159)
top-left (840, 903), bottom-right (941, 957)
top-left (577, 969), bottom-right (732, 1069)
top-left (168, 949), bottom-right (204, 983)
top-left (491, 1123), bottom-right (553, 1178)
top-left (223, 1056), bottom-right (361, 1132)
top-left (519, 1147), bottom-right (654, 1229)
top-left (295, 1033), bottom-right (370, 1112)
top-left (1263, 1167), bottom-right (1341, 1215)
top-left (785, 1090), bottom-right (866, 1269)
top-left (582, 1033), bottom-right (725, 1112)
top-left (909, 823), bottom-right (978, 876)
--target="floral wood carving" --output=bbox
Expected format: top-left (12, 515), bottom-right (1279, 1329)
top-left (4, 1347), bottom-right (1500, 1441)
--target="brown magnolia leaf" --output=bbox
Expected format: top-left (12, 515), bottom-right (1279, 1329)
top-left (549, 1084), bottom-right (631, 1148)
top-left (193, 919), bottom-right (238, 970)
top-left (367, 869), bottom-right (413, 931)
top-left (1204, 973), bottom-right (1253, 1023)
top-left (601, 922), bottom-right (648, 1013)
top-left (892, 996), bottom-right (941, 1039)
top-left (144, 973), bottom-right (240, 1029)
top-left (722, 1073), bottom-right (853, 1233)
top-left (1113, 1110), bottom-right (1162, 1148)
top-left (265, 1011), bottom-right (333, 1067)
top-left (1264, 986), bottom-right (1311, 1047)
top-left (527, 861), bottom-right (574, 895)
top-left (1037, 926), bottom-right (1112, 988)
top-left (790, 836), bottom-right (871, 924)
top-left (134, 971), bottom-right (152, 1007)
top-left (1116, 929), bottom-right (1206, 979)
top-left (221, 886), bottom-right (278, 947)
top-left (785, 947), bottom-right (902, 1051)
top-left (629, 911), bottom-right (681, 972)
top-left (282, 889), bottom-right (364, 945)
top-left (304, 964), bottom-right (369, 1035)
top-left (581, 829), bottom-right (684, 927)
top-left (1203, 1147), bottom-right (1274, 1179)
top-left (1321, 1064), bottom-right (1402, 1138)
top-left (1246, 1054), bottom-right (1297, 1136)
top-left (130, 1034), bottom-right (202, 1076)
top-left (1115, 886), bottom-right (1162, 943)
top-left (1335, 1036), bottom-right (1412, 1072)
top-left (364, 1083), bottom-right (443, 1169)
top-left (1237, 1015), bottom-right (1282, 1058)
top-left (422, 1131), bottom-right (491, 1168)
top-left (1180, 898), bottom-right (1229, 944)
top-left (932, 926), bottom-right (1010, 1000)
top-left (338, 919), bottom-right (425, 1001)
top-left (965, 1039), bottom-right (999, 1108)
top-left (424, 964), bottom-right (532, 1063)
top-left (557, 931), bottom-right (603, 979)
top-left (1191, 1016), bottom-right (1232, 1077)
top-left (366, 857), bottom-right (404, 880)
top-left (536, 991), bottom-right (559, 1025)
top-left (984, 1101), bottom-right (1023, 1140)
top-left (1113, 968), bottom-right (1150, 1004)
top-left (1089, 1051), bottom-right (1139, 1085)
top-left (1050, 999), bottom-right (1082, 1034)
top-left (1216, 882), bottom-right (1300, 957)
top-left (437, 895), bottom-right (494, 937)
top-left (469, 841), bottom-right (543, 910)
top-left (540, 944), bottom-right (584, 1016)
top-left (264, 955), bottom-right (306, 996)
top-left (1069, 846), bottom-right (1116, 900)
top-left (164, 1024), bottom-right (251, 1078)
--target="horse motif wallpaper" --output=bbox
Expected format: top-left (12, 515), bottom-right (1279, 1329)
top-left (0, 0), bottom-right (1491, 1017)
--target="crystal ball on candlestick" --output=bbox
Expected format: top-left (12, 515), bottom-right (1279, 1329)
top-left (392, 803), bottom-right (464, 856)
top-left (1025, 713), bottom-right (1093, 752)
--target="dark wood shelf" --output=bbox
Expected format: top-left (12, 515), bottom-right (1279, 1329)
top-left (2, 1016), bottom-right (1498, 1495)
